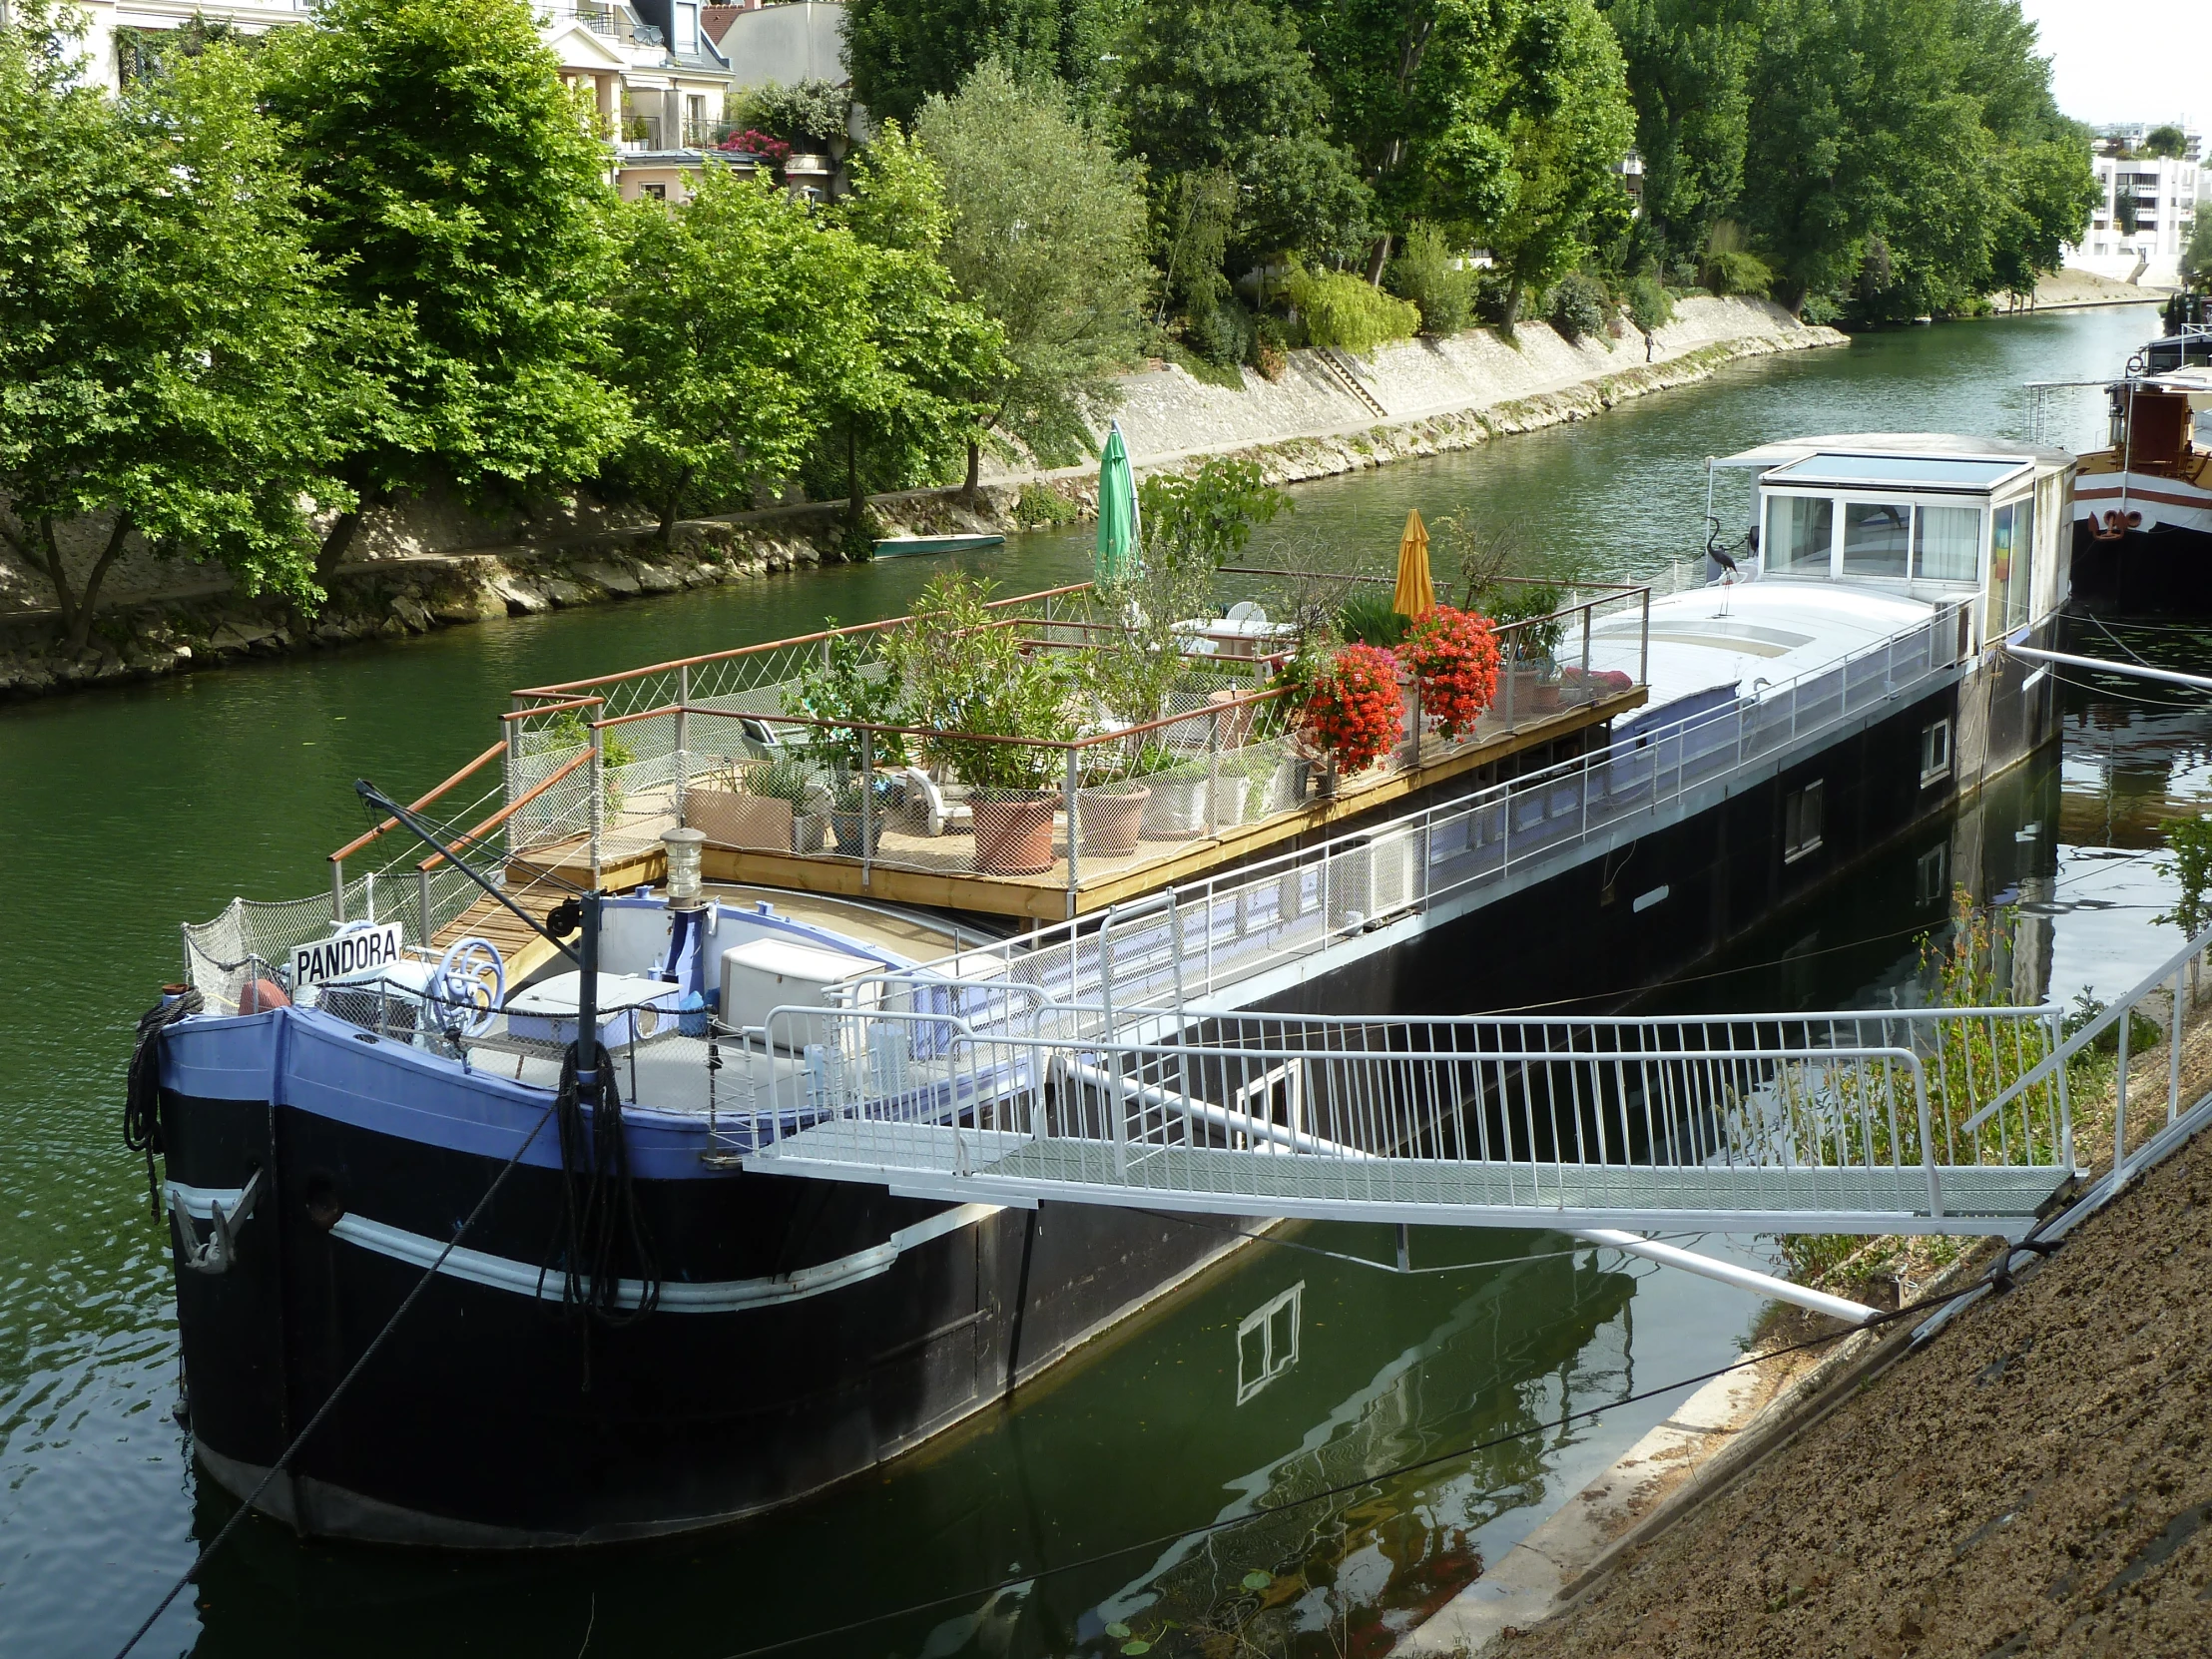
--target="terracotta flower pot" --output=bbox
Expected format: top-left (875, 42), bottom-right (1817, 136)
top-left (1533, 682), bottom-right (1562, 713)
top-left (971, 791), bottom-right (1058, 875)
top-left (1077, 785), bottom-right (1151, 857)
top-left (830, 811), bottom-right (884, 857)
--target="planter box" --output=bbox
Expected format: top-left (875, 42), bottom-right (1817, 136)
top-left (830, 811), bottom-right (884, 858)
top-left (686, 789), bottom-right (793, 851)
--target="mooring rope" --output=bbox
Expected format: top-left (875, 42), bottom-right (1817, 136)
top-left (123, 989), bottom-right (202, 1221)
top-left (552, 1042), bottom-right (661, 1339)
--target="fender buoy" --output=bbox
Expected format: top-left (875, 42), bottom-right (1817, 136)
top-left (238, 977), bottom-right (290, 1013)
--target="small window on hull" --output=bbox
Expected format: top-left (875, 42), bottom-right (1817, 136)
top-left (1785, 780), bottom-right (1825, 863)
top-left (1920, 719), bottom-right (1951, 788)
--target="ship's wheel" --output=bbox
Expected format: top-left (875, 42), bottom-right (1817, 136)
top-left (432, 937), bottom-right (505, 1037)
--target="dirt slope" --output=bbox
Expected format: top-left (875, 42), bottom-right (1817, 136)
top-left (1511, 1129), bottom-right (2212, 1658)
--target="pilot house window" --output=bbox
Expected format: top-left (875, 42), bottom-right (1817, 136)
top-left (1842, 502), bottom-right (1911, 577)
top-left (1769, 495), bottom-right (1835, 574)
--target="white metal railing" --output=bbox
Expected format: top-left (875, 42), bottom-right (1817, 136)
top-left (737, 999), bottom-right (2073, 1234)
top-left (887, 600), bottom-right (1972, 1026)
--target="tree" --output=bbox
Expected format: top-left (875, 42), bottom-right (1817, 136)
top-left (814, 127), bottom-right (1011, 537)
top-left (843, 0), bottom-right (1093, 126)
top-left (1117, 0), bottom-right (1372, 269)
top-left (916, 60), bottom-right (1151, 485)
top-left (2144, 124), bottom-right (2189, 160)
top-left (2183, 214), bottom-right (2212, 290)
top-left (605, 171), bottom-right (872, 540)
top-left (1598, 0), bottom-right (1756, 271)
top-left (1480, 0), bottom-right (1637, 328)
top-left (0, 8), bottom-right (352, 652)
top-left (261, 0), bottom-right (630, 577)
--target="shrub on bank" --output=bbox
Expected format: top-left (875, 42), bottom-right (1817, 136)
top-left (1287, 261), bottom-right (1420, 354)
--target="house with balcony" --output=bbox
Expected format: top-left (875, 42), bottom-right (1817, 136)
top-left (541, 1), bottom-right (741, 204)
top-left (2069, 129), bottom-right (2201, 286)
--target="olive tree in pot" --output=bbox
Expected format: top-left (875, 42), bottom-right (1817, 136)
top-left (885, 572), bottom-right (1075, 876)
top-left (792, 621), bottom-right (908, 856)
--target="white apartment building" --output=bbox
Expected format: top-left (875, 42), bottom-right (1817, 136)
top-left (2071, 130), bottom-right (2200, 286)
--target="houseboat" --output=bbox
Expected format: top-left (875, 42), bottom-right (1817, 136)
top-left (144, 434), bottom-right (2072, 1546)
top-left (2061, 299), bottom-right (2212, 610)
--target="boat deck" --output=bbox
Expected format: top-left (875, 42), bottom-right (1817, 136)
top-left (494, 688), bottom-right (1643, 927)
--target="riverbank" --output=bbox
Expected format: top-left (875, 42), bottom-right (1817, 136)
top-left (0, 299), bottom-right (1840, 701)
top-left (1404, 1014), bottom-right (2212, 1658)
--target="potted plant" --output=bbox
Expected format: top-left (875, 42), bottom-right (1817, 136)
top-left (1397, 606), bottom-right (1501, 739)
top-left (751, 753), bottom-right (826, 851)
top-left (885, 573), bottom-right (1075, 876)
top-left (1480, 583), bottom-right (1565, 717)
top-left (1298, 643), bottom-right (1403, 786)
top-left (791, 623), bottom-right (906, 777)
top-left (829, 773), bottom-right (899, 857)
top-left (1077, 743), bottom-right (1178, 857)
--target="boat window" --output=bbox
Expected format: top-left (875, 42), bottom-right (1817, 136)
top-left (1988, 498), bottom-right (2036, 632)
top-left (1914, 505), bottom-right (1981, 581)
top-left (1767, 494), bottom-right (1834, 575)
top-left (1784, 779), bottom-right (1824, 862)
top-left (1842, 501), bottom-right (1911, 577)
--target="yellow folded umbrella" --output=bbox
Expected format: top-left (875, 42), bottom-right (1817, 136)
top-left (1392, 509), bottom-right (1434, 620)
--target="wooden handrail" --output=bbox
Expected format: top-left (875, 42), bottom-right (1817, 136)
top-left (507, 582), bottom-right (1095, 700)
top-left (416, 750), bottom-right (593, 873)
top-left (499, 695), bottom-right (604, 723)
top-left (678, 681), bottom-right (1292, 752)
top-left (329, 743), bottom-right (506, 864)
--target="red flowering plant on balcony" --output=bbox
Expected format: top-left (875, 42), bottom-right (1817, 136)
top-left (1298, 643), bottom-right (1404, 775)
top-left (716, 128), bottom-right (791, 164)
top-left (1397, 605), bottom-right (1500, 739)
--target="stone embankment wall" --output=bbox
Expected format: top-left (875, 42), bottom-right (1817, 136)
top-left (0, 298), bottom-right (1843, 700)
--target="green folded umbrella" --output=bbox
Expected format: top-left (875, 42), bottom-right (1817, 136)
top-left (1095, 422), bottom-right (1139, 584)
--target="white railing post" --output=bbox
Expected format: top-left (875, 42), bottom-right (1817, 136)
top-left (331, 858), bottom-right (346, 924)
top-left (675, 666), bottom-right (691, 830)
top-left (1065, 745), bottom-right (1082, 906)
top-left (589, 722), bottom-right (605, 886)
top-left (2115, 1005), bottom-right (2131, 1177)
top-left (418, 867), bottom-right (432, 947)
top-left (2169, 968), bottom-right (2184, 1125)
top-left (859, 726), bottom-right (874, 891)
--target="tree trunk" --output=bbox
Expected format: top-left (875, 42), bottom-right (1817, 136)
top-left (1500, 278), bottom-right (1523, 336)
top-left (1366, 235), bottom-right (1393, 286)
top-left (845, 424), bottom-right (862, 530)
top-left (964, 439), bottom-right (981, 498)
top-left (39, 511), bottom-right (133, 655)
top-left (316, 505), bottom-right (363, 583)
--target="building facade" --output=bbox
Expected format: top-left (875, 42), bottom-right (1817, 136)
top-left (2070, 128), bottom-right (2201, 286)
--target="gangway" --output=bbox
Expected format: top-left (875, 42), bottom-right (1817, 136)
top-left (735, 1001), bottom-right (2080, 1238)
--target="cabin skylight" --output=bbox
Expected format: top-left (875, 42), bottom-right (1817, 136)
top-left (1764, 452), bottom-right (2030, 491)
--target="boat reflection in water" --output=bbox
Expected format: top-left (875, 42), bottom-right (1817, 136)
top-left (190, 1222), bottom-right (1638, 1659)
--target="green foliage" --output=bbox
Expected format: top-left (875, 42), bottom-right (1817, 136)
top-left (743, 752), bottom-right (820, 810)
top-left (1013, 483), bottom-right (1078, 526)
top-left (842, 0), bottom-right (1121, 126)
top-left (2143, 125), bottom-right (2188, 160)
top-left (1599, 0), bottom-right (1754, 272)
top-left (261, 0), bottom-right (629, 568)
top-left (916, 59), bottom-right (1151, 468)
top-left (2157, 814), bottom-right (2212, 940)
top-left (1083, 458), bottom-right (1285, 726)
top-left (1480, 581), bottom-right (1566, 659)
top-left (1384, 223), bottom-right (1476, 336)
top-left (606, 171), bottom-right (871, 536)
top-left (813, 125), bottom-right (1012, 517)
top-left (791, 621), bottom-right (909, 773)
top-left (1737, 0), bottom-right (2098, 318)
top-left (0, 6), bottom-right (356, 651)
top-left (2184, 216), bottom-right (2212, 291)
top-left (1137, 456), bottom-right (1288, 570)
top-left (740, 79), bottom-right (851, 151)
top-left (1117, 0), bottom-right (1373, 266)
top-left (1548, 272), bottom-right (1611, 342)
top-left (1337, 590), bottom-right (1411, 647)
top-left (1285, 261), bottom-right (1420, 352)
top-left (1699, 220), bottom-right (1773, 295)
top-left (1625, 273), bottom-right (1675, 333)
top-left (884, 571), bottom-right (1073, 790)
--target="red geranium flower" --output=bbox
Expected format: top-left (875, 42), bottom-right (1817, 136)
top-left (1301, 643), bottom-right (1404, 775)
top-left (1398, 606), bottom-right (1500, 739)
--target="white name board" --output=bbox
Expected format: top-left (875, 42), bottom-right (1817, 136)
top-left (292, 922), bottom-right (404, 988)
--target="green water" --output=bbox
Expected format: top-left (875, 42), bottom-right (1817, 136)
top-left (1, 305), bottom-right (2196, 1659)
